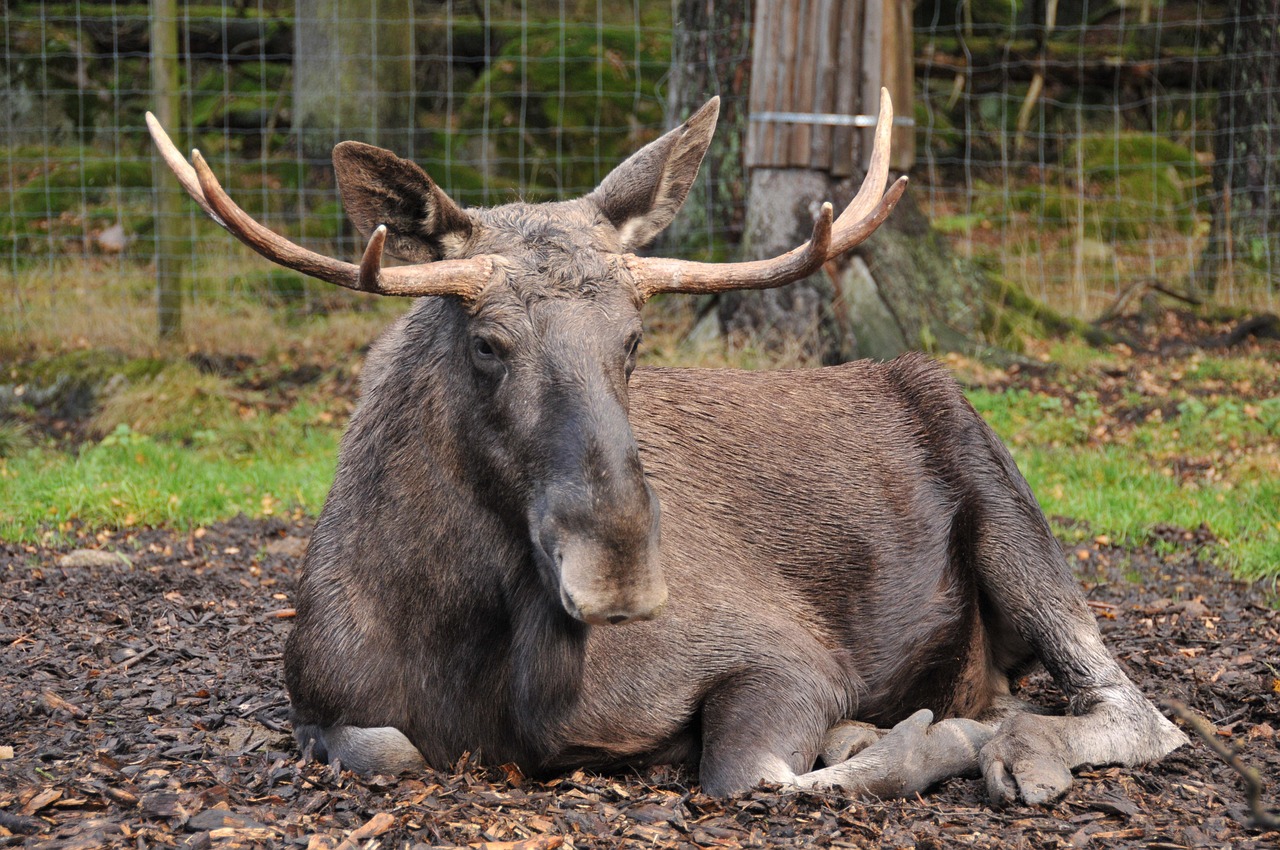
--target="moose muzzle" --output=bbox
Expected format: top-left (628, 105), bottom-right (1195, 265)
top-left (529, 470), bottom-right (666, 627)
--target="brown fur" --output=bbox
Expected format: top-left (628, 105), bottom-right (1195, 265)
top-left (281, 101), bottom-right (1185, 800)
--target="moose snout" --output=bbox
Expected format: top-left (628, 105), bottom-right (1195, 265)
top-left (555, 535), bottom-right (669, 625)
top-left (530, 483), bottom-right (667, 626)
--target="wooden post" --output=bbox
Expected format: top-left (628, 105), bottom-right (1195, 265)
top-left (151, 0), bottom-right (183, 340)
top-left (745, 0), bottom-right (914, 176)
top-left (880, 0), bottom-right (915, 172)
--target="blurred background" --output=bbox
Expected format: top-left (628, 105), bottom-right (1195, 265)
top-left (3, 0), bottom-right (1275, 357)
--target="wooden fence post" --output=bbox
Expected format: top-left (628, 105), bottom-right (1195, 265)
top-left (745, 0), bottom-right (913, 178)
top-left (151, 0), bottom-right (183, 340)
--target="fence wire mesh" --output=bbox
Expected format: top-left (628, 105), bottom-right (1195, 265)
top-left (2, 1), bottom-right (1275, 351)
top-left (912, 0), bottom-right (1276, 319)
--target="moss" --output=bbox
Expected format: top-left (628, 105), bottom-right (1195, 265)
top-left (989, 145), bottom-right (1201, 241)
top-left (8, 157), bottom-right (152, 217)
top-left (297, 199), bottom-right (345, 243)
top-left (916, 99), bottom-right (963, 156)
top-left (455, 25), bottom-right (670, 195)
top-left (12, 351), bottom-right (166, 387)
top-left (1071, 133), bottom-right (1200, 183)
top-left (979, 274), bottom-right (1115, 349)
top-left (417, 158), bottom-right (522, 207)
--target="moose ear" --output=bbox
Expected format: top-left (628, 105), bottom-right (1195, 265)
top-left (588, 97), bottom-right (719, 252)
top-left (332, 142), bottom-right (474, 262)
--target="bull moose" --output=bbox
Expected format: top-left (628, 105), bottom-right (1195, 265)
top-left (147, 91), bottom-right (1185, 803)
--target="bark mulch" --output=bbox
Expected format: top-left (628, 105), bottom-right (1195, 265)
top-left (2, 517), bottom-right (1277, 849)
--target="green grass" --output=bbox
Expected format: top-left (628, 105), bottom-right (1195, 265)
top-left (0, 420), bottom-right (338, 542)
top-left (967, 381), bottom-right (1280, 581)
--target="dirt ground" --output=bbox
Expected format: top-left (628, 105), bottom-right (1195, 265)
top-left (3, 308), bottom-right (1278, 848)
top-left (2, 514), bottom-right (1277, 849)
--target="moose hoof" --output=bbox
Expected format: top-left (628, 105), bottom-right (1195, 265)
top-left (861, 710), bottom-right (993, 797)
top-left (980, 719), bottom-right (1074, 805)
top-left (983, 753), bottom-right (1073, 805)
top-left (820, 720), bottom-right (884, 766)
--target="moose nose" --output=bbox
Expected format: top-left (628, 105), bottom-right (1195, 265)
top-left (561, 587), bottom-right (668, 626)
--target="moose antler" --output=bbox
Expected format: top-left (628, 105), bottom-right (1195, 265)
top-left (145, 113), bottom-right (497, 299)
top-left (626, 88), bottom-right (907, 300)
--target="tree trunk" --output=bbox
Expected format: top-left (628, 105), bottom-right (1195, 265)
top-left (1195, 0), bottom-right (1280, 297)
top-left (721, 0), bottom-right (990, 362)
top-left (660, 0), bottom-right (753, 259)
top-left (293, 0), bottom-right (415, 160)
top-left (715, 0), bottom-right (1076, 362)
top-left (722, 168), bottom-right (983, 362)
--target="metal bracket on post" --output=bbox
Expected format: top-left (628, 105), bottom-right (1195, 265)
top-left (749, 112), bottom-right (916, 128)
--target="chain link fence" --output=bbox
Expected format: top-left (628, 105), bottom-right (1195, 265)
top-left (2, 1), bottom-right (1273, 351)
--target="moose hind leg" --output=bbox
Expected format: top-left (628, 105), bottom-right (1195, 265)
top-left (701, 682), bottom-right (992, 798)
top-left (819, 719), bottom-right (884, 766)
top-left (964, 431), bottom-right (1187, 803)
top-left (295, 723), bottom-right (426, 774)
top-left (794, 711), bottom-right (993, 797)
top-left (697, 637), bottom-right (992, 798)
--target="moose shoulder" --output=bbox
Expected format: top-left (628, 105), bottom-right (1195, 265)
top-left (148, 92), bottom-right (1185, 802)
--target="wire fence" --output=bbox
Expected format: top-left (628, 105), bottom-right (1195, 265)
top-left (912, 0), bottom-right (1276, 318)
top-left (2, 1), bottom-right (1275, 351)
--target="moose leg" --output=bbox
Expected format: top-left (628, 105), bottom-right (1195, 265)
top-left (966, 431), bottom-right (1187, 804)
top-left (790, 710), bottom-right (993, 797)
top-left (697, 662), bottom-right (993, 797)
top-left (819, 719), bottom-right (884, 765)
top-left (295, 723), bottom-right (426, 774)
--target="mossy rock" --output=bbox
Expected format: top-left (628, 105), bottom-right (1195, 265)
top-left (8, 156), bottom-right (152, 218)
top-left (2, 151), bottom-right (154, 251)
top-left (1070, 132), bottom-right (1201, 183)
top-left (1067, 134), bottom-right (1202, 239)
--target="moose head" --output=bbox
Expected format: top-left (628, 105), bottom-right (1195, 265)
top-left (146, 94), bottom-right (905, 628)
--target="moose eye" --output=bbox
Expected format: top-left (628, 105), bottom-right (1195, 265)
top-left (470, 336), bottom-right (506, 376)
top-left (624, 333), bottom-right (642, 377)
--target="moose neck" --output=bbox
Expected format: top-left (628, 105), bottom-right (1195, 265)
top-left (366, 298), bottom-right (595, 762)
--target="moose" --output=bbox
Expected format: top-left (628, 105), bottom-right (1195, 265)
top-left (148, 92), bottom-right (1185, 803)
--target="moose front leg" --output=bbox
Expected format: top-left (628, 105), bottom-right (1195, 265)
top-left (979, 685), bottom-right (1187, 805)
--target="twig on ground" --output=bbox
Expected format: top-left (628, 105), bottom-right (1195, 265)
top-left (116, 644), bottom-right (159, 671)
top-left (1164, 699), bottom-right (1280, 829)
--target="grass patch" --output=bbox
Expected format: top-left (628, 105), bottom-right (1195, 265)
top-left (0, 415), bottom-right (339, 543)
top-left (1, 257), bottom-right (405, 363)
top-left (963, 340), bottom-right (1280, 580)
